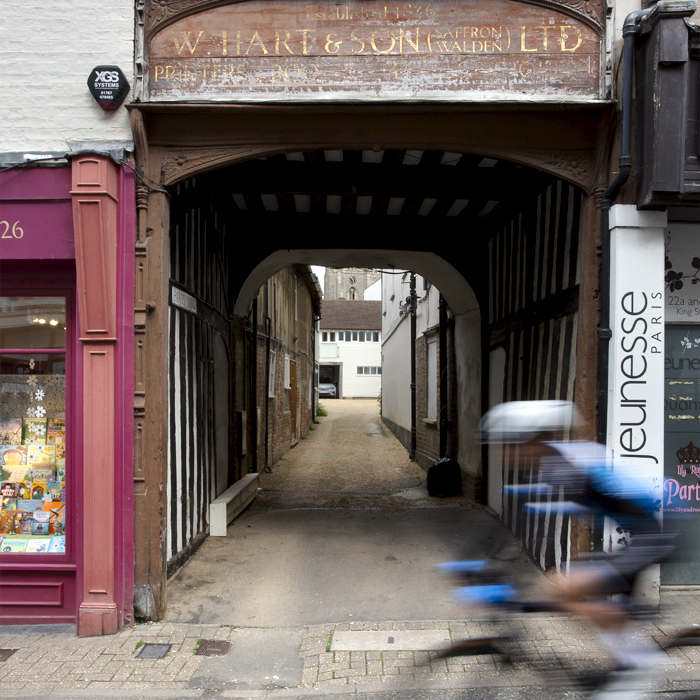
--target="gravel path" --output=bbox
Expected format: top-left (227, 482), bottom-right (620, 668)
top-left (254, 399), bottom-right (475, 512)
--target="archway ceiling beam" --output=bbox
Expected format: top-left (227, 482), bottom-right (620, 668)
top-left (206, 161), bottom-right (552, 201)
top-left (221, 212), bottom-right (485, 241)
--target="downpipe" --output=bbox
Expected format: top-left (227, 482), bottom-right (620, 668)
top-left (597, 7), bottom-right (650, 445)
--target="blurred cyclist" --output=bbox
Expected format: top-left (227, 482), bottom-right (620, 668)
top-left (479, 400), bottom-right (674, 679)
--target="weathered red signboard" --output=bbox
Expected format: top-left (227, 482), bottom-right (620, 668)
top-left (148, 0), bottom-right (604, 101)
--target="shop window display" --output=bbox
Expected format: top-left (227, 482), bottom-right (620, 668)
top-left (0, 297), bottom-right (67, 554)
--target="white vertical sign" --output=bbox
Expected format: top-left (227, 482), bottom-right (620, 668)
top-left (607, 206), bottom-right (667, 477)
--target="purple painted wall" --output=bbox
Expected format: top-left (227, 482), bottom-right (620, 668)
top-left (0, 162), bottom-right (135, 631)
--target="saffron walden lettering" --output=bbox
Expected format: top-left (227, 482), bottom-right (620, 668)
top-left (616, 291), bottom-right (663, 465)
top-left (148, 0), bottom-right (602, 100)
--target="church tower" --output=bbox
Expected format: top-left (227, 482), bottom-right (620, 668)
top-left (323, 268), bottom-right (381, 300)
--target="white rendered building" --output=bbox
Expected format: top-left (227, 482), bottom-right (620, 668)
top-left (319, 300), bottom-right (381, 399)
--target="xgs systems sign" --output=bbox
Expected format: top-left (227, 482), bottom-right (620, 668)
top-left (87, 65), bottom-right (130, 111)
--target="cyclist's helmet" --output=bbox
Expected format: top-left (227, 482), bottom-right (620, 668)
top-left (479, 400), bottom-right (581, 444)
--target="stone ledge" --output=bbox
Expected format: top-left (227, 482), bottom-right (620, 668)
top-left (209, 473), bottom-right (259, 536)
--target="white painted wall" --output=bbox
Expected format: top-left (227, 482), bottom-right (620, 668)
top-left (1, 1), bottom-right (135, 153)
top-left (320, 334), bottom-right (381, 398)
top-left (381, 314), bottom-right (412, 430)
top-left (364, 279), bottom-right (382, 300)
top-left (382, 270), bottom-right (482, 481)
top-left (381, 272), bottom-right (440, 435)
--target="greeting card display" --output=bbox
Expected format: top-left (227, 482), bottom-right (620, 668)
top-left (0, 419), bottom-right (22, 444)
top-left (19, 515), bottom-right (34, 535)
top-left (1, 482), bottom-right (18, 500)
top-left (1, 539), bottom-right (29, 553)
top-left (31, 511), bottom-right (50, 535)
top-left (28, 444), bottom-right (56, 468)
top-left (31, 468), bottom-right (54, 482)
top-left (23, 419), bottom-right (47, 445)
top-left (15, 480), bottom-right (32, 500)
top-left (46, 503), bottom-right (65, 535)
top-left (0, 511), bottom-right (23, 534)
top-left (47, 428), bottom-right (65, 458)
top-left (31, 481), bottom-right (48, 500)
top-left (1, 445), bottom-right (27, 469)
top-left (46, 482), bottom-right (62, 502)
top-left (48, 536), bottom-right (65, 553)
top-left (26, 538), bottom-right (51, 553)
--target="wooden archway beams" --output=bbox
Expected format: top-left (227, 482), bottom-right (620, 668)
top-left (128, 99), bottom-right (610, 619)
top-left (129, 103), bottom-right (611, 192)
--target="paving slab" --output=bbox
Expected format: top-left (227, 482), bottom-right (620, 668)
top-left (331, 631), bottom-right (451, 651)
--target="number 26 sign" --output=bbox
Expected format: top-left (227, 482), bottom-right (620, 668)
top-left (0, 221), bottom-right (24, 239)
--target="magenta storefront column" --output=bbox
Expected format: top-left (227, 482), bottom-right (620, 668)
top-left (0, 156), bottom-right (134, 635)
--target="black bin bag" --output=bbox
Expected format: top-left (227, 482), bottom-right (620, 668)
top-left (427, 457), bottom-right (463, 498)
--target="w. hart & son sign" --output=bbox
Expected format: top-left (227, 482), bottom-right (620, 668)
top-left (147, 0), bottom-right (604, 101)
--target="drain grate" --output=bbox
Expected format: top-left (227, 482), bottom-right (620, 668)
top-left (195, 639), bottom-right (232, 657)
top-left (0, 649), bottom-right (17, 662)
top-left (137, 643), bottom-right (172, 659)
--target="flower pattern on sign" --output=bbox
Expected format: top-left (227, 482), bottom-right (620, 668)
top-left (34, 407), bottom-right (46, 418)
top-left (35, 390), bottom-right (45, 402)
top-left (666, 255), bottom-right (700, 291)
top-left (27, 375), bottom-right (38, 387)
top-left (680, 336), bottom-right (700, 355)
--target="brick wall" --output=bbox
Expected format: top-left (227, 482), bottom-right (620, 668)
top-left (254, 268), bottom-right (316, 467)
top-left (1, 0), bottom-right (134, 152)
top-left (415, 334), bottom-right (439, 470)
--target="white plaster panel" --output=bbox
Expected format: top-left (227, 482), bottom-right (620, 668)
top-left (381, 317), bottom-right (412, 430)
top-left (607, 204), bottom-right (666, 505)
top-left (1, 1), bottom-right (135, 152)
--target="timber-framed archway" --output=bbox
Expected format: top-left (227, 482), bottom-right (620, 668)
top-left (128, 0), bottom-right (613, 618)
top-left (129, 122), bottom-right (606, 621)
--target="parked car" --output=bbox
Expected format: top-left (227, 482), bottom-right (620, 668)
top-left (319, 383), bottom-right (337, 398)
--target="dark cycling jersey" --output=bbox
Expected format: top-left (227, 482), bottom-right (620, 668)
top-left (530, 441), bottom-right (673, 593)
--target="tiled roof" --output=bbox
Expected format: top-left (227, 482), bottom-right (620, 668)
top-left (320, 300), bottom-right (382, 330)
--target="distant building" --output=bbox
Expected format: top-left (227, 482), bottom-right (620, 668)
top-left (381, 272), bottom-right (456, 472)
top-left (319, 300), bottom-right (382, 399)
top-left (324, 268), bottom-right (381, 301)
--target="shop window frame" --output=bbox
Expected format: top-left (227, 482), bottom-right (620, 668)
top-left (0, 276), bottom-right (77, 570)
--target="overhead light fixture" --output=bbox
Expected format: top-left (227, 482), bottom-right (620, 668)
top-left (50, 319), bottom-right (58, 326)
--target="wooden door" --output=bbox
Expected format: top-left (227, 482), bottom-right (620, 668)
top-left (290, 361), bottom-right (297, 439)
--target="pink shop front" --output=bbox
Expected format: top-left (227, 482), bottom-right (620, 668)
top-left (0, 155), bottom-right (135, 635)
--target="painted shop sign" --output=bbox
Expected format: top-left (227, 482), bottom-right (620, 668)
top-left (665, 224), bottom-right (700, 322)
top-left (607, 209), bottom-right (665, 501)
top-left (664, 326), bottom-right (700, 513)
top-left (171, 286), bottom-right (198, 315)
top-left (147, 0), bottom-right (603, 102)
top-left (663, 325), bottom-right (700, 583)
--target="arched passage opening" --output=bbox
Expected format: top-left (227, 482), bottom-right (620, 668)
top-left (132, 135), bottom-right (599, 621)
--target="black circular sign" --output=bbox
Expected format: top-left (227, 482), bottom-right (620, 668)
top-left (87, 65), bottom-right (130, 111)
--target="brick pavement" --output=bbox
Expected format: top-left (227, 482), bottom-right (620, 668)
top-left (1, 591), bottom-right (700, 696)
